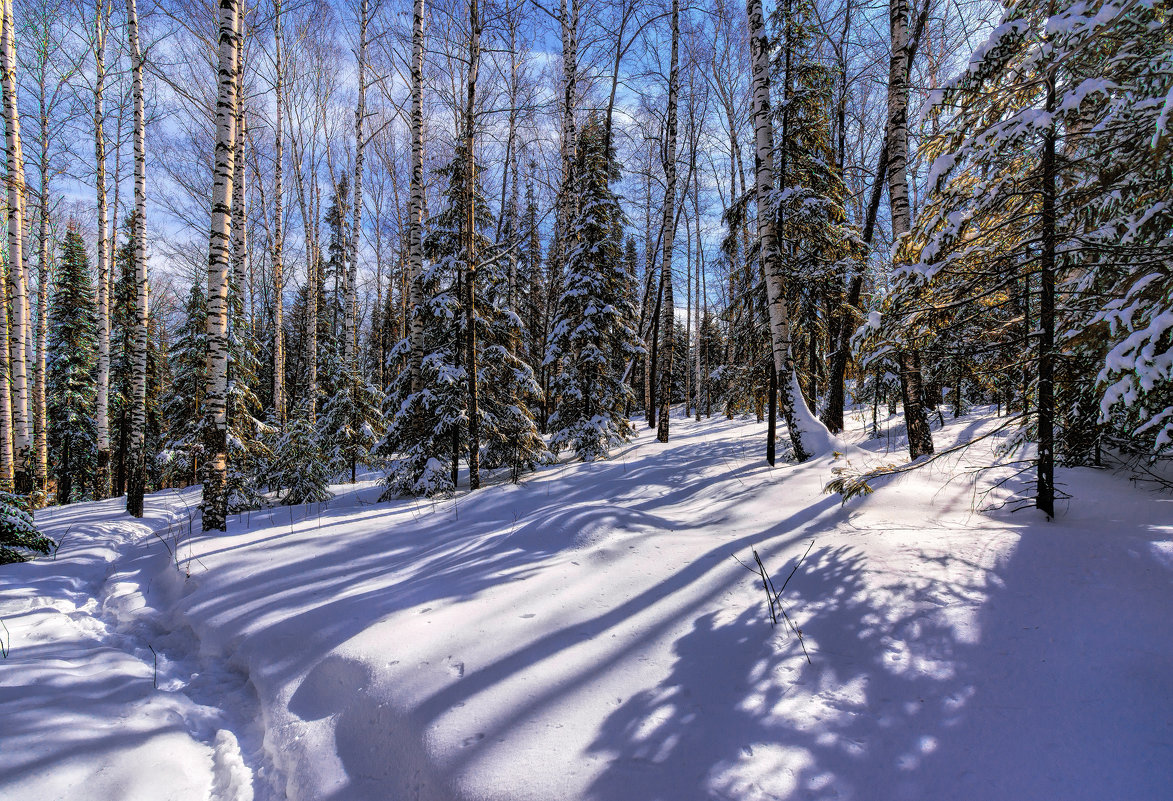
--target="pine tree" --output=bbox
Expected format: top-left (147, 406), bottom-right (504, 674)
top-left (225, 264), bottom-right (270, 513)
top-left (546, 115), bottom-right (642, 461)
top-left (769, 0), bottom-right (862, 424)
top-left (47, 226), bottom-right (97, 504)
top-left (379, 151), bottom-right (477, 497)
top-left (315, 176), bottom-right (383, 484)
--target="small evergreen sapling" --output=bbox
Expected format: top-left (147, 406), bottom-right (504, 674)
top-left (267, 408), bottom-right (333, 505)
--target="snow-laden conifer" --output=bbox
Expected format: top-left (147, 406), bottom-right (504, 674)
top-left (545, 115), bottom-right (642, 461)
top-left (47, 226), bottom-right (97, 504)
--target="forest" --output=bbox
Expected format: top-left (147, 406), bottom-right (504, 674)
top-left (0, 0), bottom-right (1167, 545)
top-left (1, 0), bottom-right (1172, 797)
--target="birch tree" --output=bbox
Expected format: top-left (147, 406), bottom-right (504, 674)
top-left (125, 0), bottom-right (149, 517)
top-left (23, 0), bottom-right (73, 502)
top-left (270, 0), bottom-right (285, 424)
top-left (745, 0), bottom-right (833, 462)
top-left (655, 0), bottom-right (680, 444)
top-left (463, 0), bottom-right (481, 490)
top-left (93, 0), bottom-right (112, 497)
top-left (344, 0), bottom-right (369, 368)
top-left (2, 0), bottom-right (31, 494)
top-left (203, 0), bottom-right (240, 531)
top-left (887, 0), bottom-right (933, 459)
top-left (407, 0), bottom-right (425, 394)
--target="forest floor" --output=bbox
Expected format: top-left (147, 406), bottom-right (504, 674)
top-left (2, 407), bottom-right (1171, 801)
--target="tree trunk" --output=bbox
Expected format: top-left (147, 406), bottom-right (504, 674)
top-left (232, 8), bottom-right (249, 339)
top-left (887, 0), bottom-right (933, 459)
top-left (746, 0), bottom-right (822, 461)
top-left (271, 0), bottom-right (286, 425)
top-left (2, 0), bottom-right (31, 494)
top-left (693, 165), bottom-right (702, 422)
top-left (345, 0), bottom-right (368, 367)
top-left (1037, 60), bottom-right (1057, 517)
top-left (656, 0), bottom-right (679, 444)
top-left (125, 0), bottom-right (149, 518)
top-left (33, 46), bottom-right (51, 503)
top-left (203, 0), bottom-right (241, 531)
top-left (93, 1), bottom-right (112, 496)
top-left (464, 0), bottom-right (481, 490)
top-left (407, 0), bottom-right (425, 394)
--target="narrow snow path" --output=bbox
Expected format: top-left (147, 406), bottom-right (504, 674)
top-left (0, 488), bottom-right (279, 800)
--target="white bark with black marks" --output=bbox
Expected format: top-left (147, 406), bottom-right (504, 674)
top-left (203, 0), bottom-right (241, 530)
top-left (746, 0), bottom-right (834, 461)
top-left (2, 0), bottom-right (31, 493)
top-left (407, 0), bottom-right (425, 394)
top-left (125, 0), bottom-right (149, 517)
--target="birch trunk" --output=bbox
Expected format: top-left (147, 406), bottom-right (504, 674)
top-left (94, 0), bottom-right (112, 496)
top-left (2, 0), bottom-right (31, 494)
top-left (232, 8), bottom-right (249, 338)
top-left (555, 0), bottom-right (578, 291)
top-left (887, 0), bottom-right (933, 459)
top-left (407, 0), bottom-right (425, 394)
top-left (204, 0), bottom-right (241, 531)
top-left (464, 0), bottom-right (481, 490)
top-left (345, 0), bottom-right (368, 367)
top-left (746, 0), bottom-right (829, 462)
top-left (0, 203), bottom-right (10, 487)
top-left (655, 0), bottom-right (679, 444)
top-left (693, 167), bottom-right (702, 423)
top-left (271, 0), bottom-right (285, 424)
top-left (125, 0), bottom-right (149, 517)
top-left (33, 52), bottom-right (51, 502)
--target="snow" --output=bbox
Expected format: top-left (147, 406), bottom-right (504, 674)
top-left (3, 411), bottom-right (1173, 800)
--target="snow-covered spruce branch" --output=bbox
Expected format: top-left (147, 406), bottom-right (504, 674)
top-left (824, 413), bottom-right (1028, 502)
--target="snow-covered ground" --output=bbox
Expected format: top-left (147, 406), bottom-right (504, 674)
top-left (3, 410), bottom-right (1171, 800)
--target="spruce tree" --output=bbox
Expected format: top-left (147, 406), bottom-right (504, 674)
top-left (161, 280), bottom-right (208, 487)
top-left (316, 363), bottom-right (384, 483)
top-left (380, 144), bottom-right (547, 496)
top-left (47, 226), bottom-right (98, 504)
top-left (0, 490), bottom-right (52, 564)
top-left (267, 405), bottom-right (333, 505)
top-left (881, 0), bottom-right (1173, 507)
top-left (546, 115), bottom-right (642, 461)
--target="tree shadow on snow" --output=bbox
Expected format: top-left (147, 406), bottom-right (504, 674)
top-left (582, 489), bottom-right (1173, 801)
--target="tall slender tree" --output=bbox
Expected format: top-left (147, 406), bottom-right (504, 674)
top-left (125, 0), bottom-right (149, 517)
top-left (270, 0), bottom-right (286, 425)
top-left (655, 0), bottom-right (680, 444)
top-left (745, 0), bottom-right (832, 461)
top-left (2, 0), bottom-right (31, 494)
top-left (887, 0), bottom-right (933, 459)
top-left (203, 0), bottom-right (241, 531)
top-left (93, 0), bottom-right (112, 496)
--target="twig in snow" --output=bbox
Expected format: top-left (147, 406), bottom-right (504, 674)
top-left (52, 526), bottom-right (73, 560)
top-left (148, 644), bottom-right (157, 688)
top-left (1, 618), bottom-right (9, 658)
top-left (733, 541), bottom-right (815, 664)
